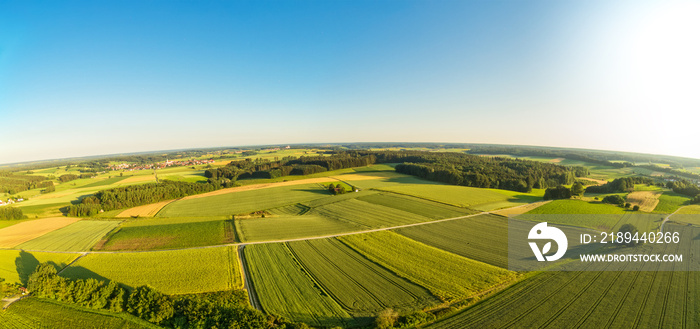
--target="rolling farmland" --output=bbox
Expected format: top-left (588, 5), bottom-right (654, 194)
top-left (626, 190), bottom-right (662, 212)
top-left (340, 231), bottom-right (516, 302)
top-left (654, 192), bottom-right (692, 213)
top-left (242, 243), bottom-right (352, 327)
top-left (17, 220), bottom-right (120, 251)
top-left (288, 238), bottom-right (439, 315)
top-left (157, 183), bottom-right (330, 217)
top-left (60, 247), bottom-right (240, 294)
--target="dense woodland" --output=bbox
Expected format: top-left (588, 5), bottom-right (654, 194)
top-left (0, 171), bottom-right (48, 194)
top-left (388, 152), bottom-right (586, 192)
top-left (27, 263), bottom-right (305, 329)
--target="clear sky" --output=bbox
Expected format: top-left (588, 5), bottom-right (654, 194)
top-left (1, 0), bottom-right (698, 164)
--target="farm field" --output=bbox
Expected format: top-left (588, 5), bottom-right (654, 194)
top-left (0, 217), bottom-right (80, 248)
top-left (654, 192), bottom-right (692, 213)
top-left (611, 213), bottom-right (665, 233)
top-left (356, 193), bottom-right (475, 219)
top-left (16, 220), bottom-right (120, 252)
top-left (339, 231), bottom-right (515, 302)
top-left (395, 214), bottom-right (513, 268)
top-left (526, 199), bottom-right (627, 215)
top-left (0, 298), bottom-right (159, 329)
top-left (243, 243), bottom-right (353, 327)
top-left (60, 247), bottom-right (240, 295)
top-left (99, 218), bottom-right (228, 250)
top-left (374, 184), bottom-right (542, 210)
top-left (0, 250), bottom-right (77, 284)
top-left (288, 238), bottom-right (439, 316)
top-left (426, 263), bottom-right (697, 328)
top-left (626, 190), bottom-right (663, 212)
top-left (157, 183), bottom-right (331, 217)
top-left (677, 205), bottom-right (700, 214)
top-left (235, 215), bottom-right (359, 242)
top-left (312, 199), bottom-right (432, 229)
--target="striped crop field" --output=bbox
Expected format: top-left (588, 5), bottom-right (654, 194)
top-left (243, 243), bottom-right (353, 327)
top-left (339, 231), bottom-right (516, 302)
top-left (395, 214), bottom-right (511, 268)
top-left (287, 238), bottom-right (439, 316)
top-left (312, 199), bottom-right (431, 229)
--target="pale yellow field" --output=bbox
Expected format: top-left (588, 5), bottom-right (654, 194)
top-left (550, 158), bottom-right (565, 163)
top-left (116, 200), bottom-right (176, 218)
top-left (0, 217), bottom-right (81, 248)
top-left (626, 191), bottom-right (662, 212)
top-left (492, 201), bottom-right (551, 216)
top-left (579, 177), bottom-right (608, 185)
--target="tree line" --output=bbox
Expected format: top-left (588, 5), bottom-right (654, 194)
top-left (0, 171), bottom-right (49, 194)
top-left (27, 263), bottom-right (307, 329)
top-left (65, 180), bottom-right (219, 216)
top-left (585, 177), bottom-right (655, 194)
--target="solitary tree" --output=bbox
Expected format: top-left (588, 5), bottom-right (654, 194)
top-left (571, 182), bottom-right (585, 197)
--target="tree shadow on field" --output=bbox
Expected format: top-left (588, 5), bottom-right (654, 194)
top-left (59, 266), bottom-right (124, 290)
top-left (15, 251), bottom-right (42, 286)
top-left (290, 188), bottom-right (332, 195)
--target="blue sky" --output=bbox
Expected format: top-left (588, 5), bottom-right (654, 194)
top-left (1, 0), bottom-right (698, 163)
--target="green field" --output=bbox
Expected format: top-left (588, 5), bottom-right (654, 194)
top-left (356, 193), bottom-right (475, 219)
top-left (235, 215), bottom-right (359, 242)
top-left (395, 214), bottom-right (511, 268)
top-left (426, 266), bottom-right (696, 328)
top-left (654, 192), bottom-right (692, 213)
top-left (0, 250), bottom-right (77, 285)
top-left (16, 220), bottom-right (121, 251)
top-left (157, 183), bottom-right (330, 217)
top-left (677, 205), bottom-right (700, 214)
top-left (527, 199), bottom-right (627, 215)
top-left (100, 218), bottom-right (229, 250)
top-left (79, 176), bottom-right (130, 188)
top-left (313, 199), bottom-right (432, 229)
top-left (0, 298), bottom-right (159, 329)
top-left (288, 238), bottom-right (439, 316)
top-left (243, 243), bottom-right (352, 327)
top-left (340, 231), bottom-right (515, 302)
top-left (374, 184), bottom-right (541, 210)
top-left (60, 247), bottom-right (240, 295)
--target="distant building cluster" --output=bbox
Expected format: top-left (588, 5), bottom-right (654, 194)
top-left (0, 198), bottom-right (24, 206)
top-left (108, 159), bottom-right (215, 171)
